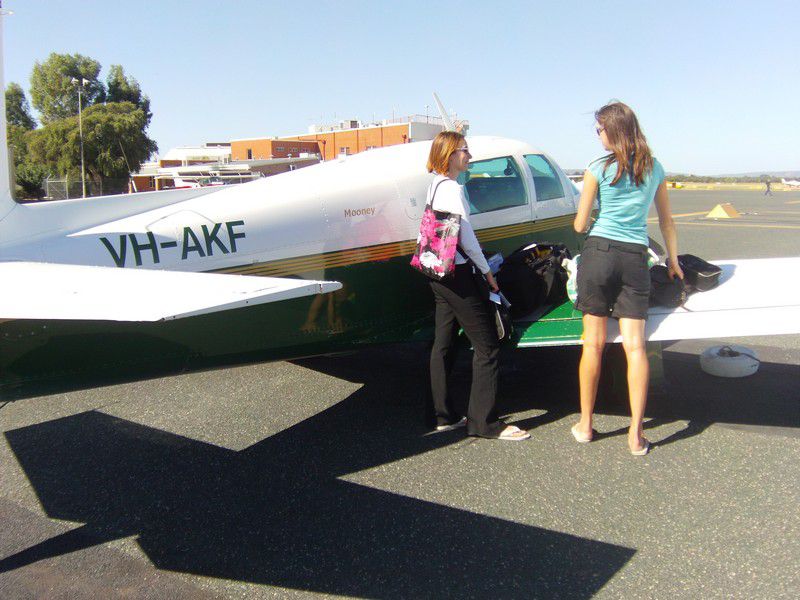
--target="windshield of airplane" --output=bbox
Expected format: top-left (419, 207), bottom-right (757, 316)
top-left (524, 154), bottom-right (565, 201)
top-left (460, 156), bottom-right (527, 214)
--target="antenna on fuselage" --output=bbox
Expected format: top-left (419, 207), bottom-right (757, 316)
top-left (433, 92), bottom-right (455, 132)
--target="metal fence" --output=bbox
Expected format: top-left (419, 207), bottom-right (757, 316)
top-left (44, 177), bottom-right (129, 200)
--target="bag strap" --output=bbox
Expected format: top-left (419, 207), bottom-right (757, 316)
top-left (427, 178), bottom-right (468, 263)
top-left (457, 244), bottom-right (469, 266)
top-left (426, 178), bottom-right (448, 209)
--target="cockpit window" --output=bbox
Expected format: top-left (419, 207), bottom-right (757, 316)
top-left (460, 156), bottom-right (527, 214)
top-left (524, 154), bottom-right (565, 201)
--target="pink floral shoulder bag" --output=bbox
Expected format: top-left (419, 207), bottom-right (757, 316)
top-left (410, 180), bottom-right (461, 280)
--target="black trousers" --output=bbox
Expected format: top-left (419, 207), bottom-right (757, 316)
top-left (429, 264), bottom-right (504, 437)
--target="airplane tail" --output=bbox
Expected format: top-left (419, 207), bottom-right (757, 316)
top-left (432, 93), bottom-right (455, 131)
top-left (0, 5), bottom-right (16, 220)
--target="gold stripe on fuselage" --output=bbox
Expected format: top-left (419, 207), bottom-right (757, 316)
top-left (215, 214), bottom-right (575, 278)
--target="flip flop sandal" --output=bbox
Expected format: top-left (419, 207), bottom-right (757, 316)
top-left (496, 425), bottom-right (530, 441)
top-left (630, 438), bottom-right (650, 456)
top-left (571, 424), bottom-right (595, 443)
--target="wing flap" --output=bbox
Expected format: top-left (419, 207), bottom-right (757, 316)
top-left (0, 262), bottom-right (342, 322)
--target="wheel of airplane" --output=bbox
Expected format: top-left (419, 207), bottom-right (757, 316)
top-left (699, 345), bottom-right (760, 378)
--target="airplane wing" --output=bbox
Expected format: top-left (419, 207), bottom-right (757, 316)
top-left (516, 257), bottom-right (800, 347)
top-left (0, 262), bottom-right (341, 322)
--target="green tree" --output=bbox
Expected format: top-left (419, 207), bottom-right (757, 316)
top-left (8, 124), bottom-right (28, 166)
top-left (6, 83), bottom-right (40, 199)
top-left (30, 53), bottom-right (105, 124)
top-left (6, 82), bottom-right (36, 129)
top-left (106, 65), bottom-right (151, 125)
top-left (15, 161), bottom-right (48, 200)
top-left (8, 124), bottom-right (43, 200)
top-left (26, 102), bottom-right (157, 194)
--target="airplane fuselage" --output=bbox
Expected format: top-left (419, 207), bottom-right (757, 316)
top-left (0, 137), bottom-right (581, 385)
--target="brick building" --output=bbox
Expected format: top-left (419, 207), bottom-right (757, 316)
top-left (228, 138), bottom-right (322, 161)
top-left (231, 114), bottom-right (458, 162)
top-left (130, 114), bottom-right (464, 193)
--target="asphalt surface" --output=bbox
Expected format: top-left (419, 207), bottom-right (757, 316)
top-left (1, 189), bottom-right (799, 599)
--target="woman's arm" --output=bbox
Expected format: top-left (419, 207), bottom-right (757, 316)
top-left (653, 182), bottom-right (684, 280)
top-left (461, 220), bottom-right (498, 292)
top-left (573, 170), bottom-right (598, 233)
top-left (459, 219), bottom-right (491, 275)
top-left (450, 184), bottom-right (497, 289)
top-left (435, 180), bottom-right (496, 288)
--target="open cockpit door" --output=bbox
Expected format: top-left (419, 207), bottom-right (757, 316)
top-left (465, 155), bottom-right (534, 232)
top-left (523, 154), bottom-right (577, 220)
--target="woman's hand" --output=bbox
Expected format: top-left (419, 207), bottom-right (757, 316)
top-left (485, 271), bottom-right (500, 293)
top-left (668, 260), bottom-right (684, 281)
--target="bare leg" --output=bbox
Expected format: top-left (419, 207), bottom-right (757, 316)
top-left (576, 314), bottom-right (607, 440)
top-left (619, 317), bottom-right (648, 452)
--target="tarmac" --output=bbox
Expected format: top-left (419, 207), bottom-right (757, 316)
top-left (1, 189), bottom-right (798, 599)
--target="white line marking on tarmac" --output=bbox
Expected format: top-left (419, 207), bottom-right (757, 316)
top-left (736, 210), bottom-right (800, 216)
top-left (675, 221), bottom-right (800, 230)
top-left (647, 211), bottom-right (708, 222)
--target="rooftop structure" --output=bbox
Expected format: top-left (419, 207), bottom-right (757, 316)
top-left (232, 113), bottom-right (467, 162)
top-left (130, 154), bottom-right (319, 192)
top-left (160, 143), bottom-right (232, 166)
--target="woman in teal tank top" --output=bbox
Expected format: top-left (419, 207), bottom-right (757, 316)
top-left (572, 102), bottom-right (684, 456)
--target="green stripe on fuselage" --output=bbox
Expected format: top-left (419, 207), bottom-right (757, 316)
top-left (0, 221), bottom-right (580, 389)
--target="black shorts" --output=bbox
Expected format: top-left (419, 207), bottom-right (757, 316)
top-left (575, 236), bottom-right (650, 320)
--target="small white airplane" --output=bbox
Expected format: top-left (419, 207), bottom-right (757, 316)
top-left (781, 178), bottom-right (800, 188)
top-left (1, 13), bottom-right (799, 388)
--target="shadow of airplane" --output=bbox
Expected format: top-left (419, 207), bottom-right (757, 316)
top-left (1, 345), bottom-right (634, 599)
top-left (4, 333), bottom-right (795, 597)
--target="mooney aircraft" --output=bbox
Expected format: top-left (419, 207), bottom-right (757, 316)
top-left (1, 15), bottom-right (799, 389)
top-left (781, 178), bottom-right (800, 188)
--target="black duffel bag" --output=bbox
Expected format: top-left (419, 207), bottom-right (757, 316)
top-left (649, 265), bottom-right (687, 308)
top-left (497, 242), bottom-right (572, 318)
top-left (671, 254), bottom-right (722, 292)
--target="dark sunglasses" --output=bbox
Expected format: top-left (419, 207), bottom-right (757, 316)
top-left (595, 126), bottom-right (605, 136)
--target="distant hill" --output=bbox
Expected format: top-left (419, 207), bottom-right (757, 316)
top-left (665, 170), bottom-right (800, 183)
top-left (714, 170), bottom-right (800, 178)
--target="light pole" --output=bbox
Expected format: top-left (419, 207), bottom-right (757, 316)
top-left (71, 77), bottom-right (88, 198)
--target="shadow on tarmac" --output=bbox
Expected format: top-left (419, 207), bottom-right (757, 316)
top-left (2, 338), bottom-right (796, 596)
top-left (1, 345), bottom-right (634, 599)
top-left (496, 343), bottom-right (799, 444)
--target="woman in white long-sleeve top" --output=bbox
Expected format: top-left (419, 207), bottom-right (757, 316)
top-left (426, 131), bottom-right (530, 441)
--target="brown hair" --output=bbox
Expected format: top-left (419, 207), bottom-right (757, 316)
top-left (595, 102), bottom-right (653, 186)
top-left (427, 131), bottom-right (465, 175)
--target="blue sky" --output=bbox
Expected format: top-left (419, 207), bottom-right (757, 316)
top-left (5, 0), bottom-right (799, 174)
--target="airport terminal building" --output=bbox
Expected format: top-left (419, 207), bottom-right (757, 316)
top-left (131, 114), bottom-right (459, 193)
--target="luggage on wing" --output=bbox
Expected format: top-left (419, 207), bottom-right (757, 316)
top-left (496, 242), bottom-right (572, 318)
top-left (671, 253), bottom-right (722, 292)
top-left (649, 265), bottom-right (687, 308)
